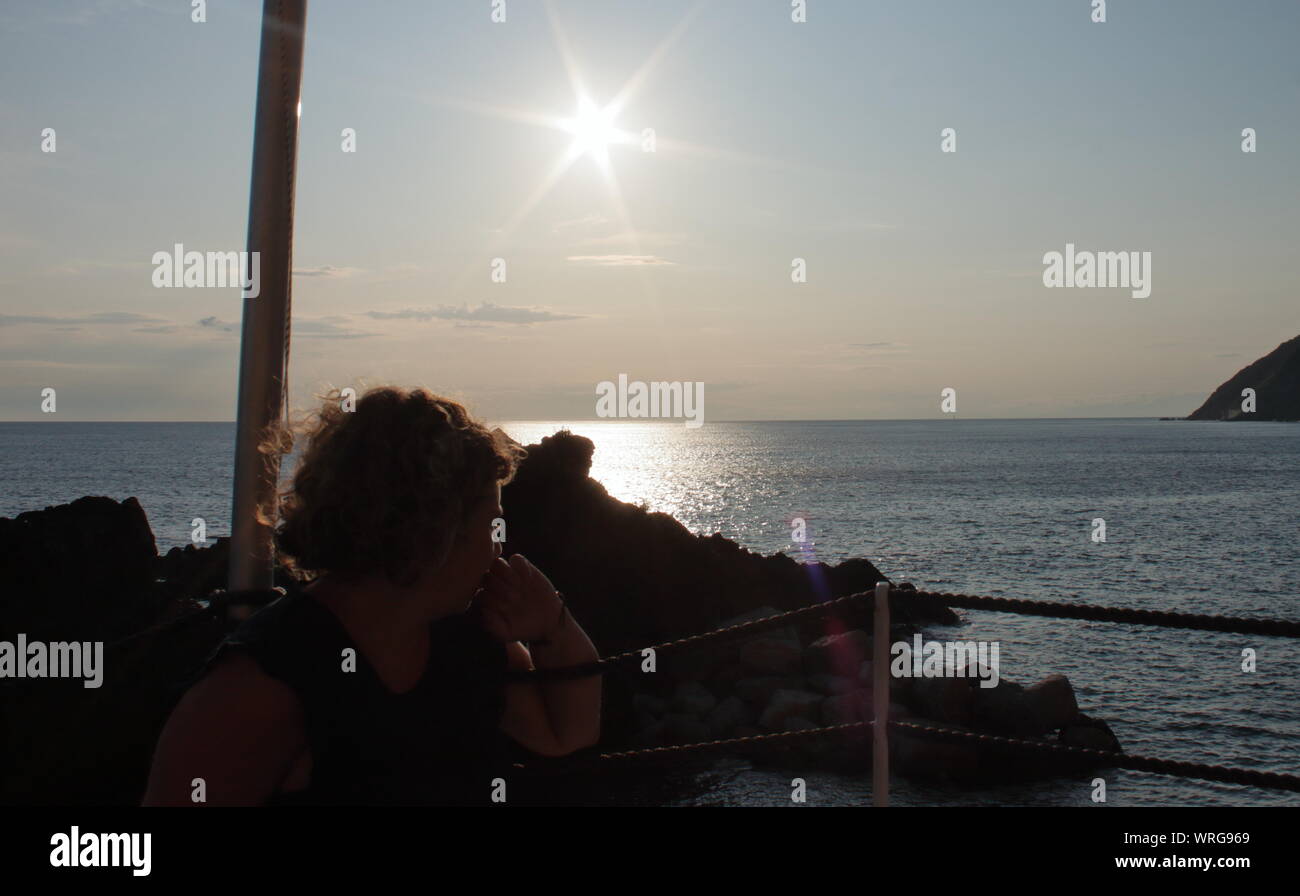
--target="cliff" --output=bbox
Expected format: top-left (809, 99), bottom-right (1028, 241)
top-left (1187, 334), bottom-right (1300, 421)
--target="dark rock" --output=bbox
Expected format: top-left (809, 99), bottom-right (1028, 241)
top-left (670, 681), bottom-right (717, 717)
top-left (966, 674), bottom-right (1078, 738)
top-left (1187, 333), bottom-right (1300, 421)
top-left (804, 629), bottom-right (872, 676)
top-left (634, 722), bottom-right (666, 747)
top-left (632, 693), bottom-right (667, 716)
top-left (734, 676), bottom-right (803, 706)
top-left (968, 678), bottom-right (1037, 736)
top-left (155, 537), bottom-right (231, 603)
top-left (821, 689), bottom-right (874, 726)
top-left (663, 714), bottom-right (710, 745)
top-left (738, 638), bottom-right (803, 675)
top-left (910, 676), bottom-right (976, 728)
top-left (890, 722), bottom-right (983, 780)
top-left (1024, 673), bottom-right (1079, 732)
top-left (666, 653), bottom-right (725, 684)
top-left (1060, 714), bottom-right (1122, 752)
top-left (709, 662), bottom-right (750, 688)
top-left (806, 673), bottom-right (856, 695)
top-left (858, 659), bottom-right (874, 683)
top-left (0, 496), bottom-right (160, 641)
top-left (717, 606), bottom-right (799, 643)
top-left (759, 689), bottom-right (823, 730)
top-left (706, 696), bottom-right (753, 738)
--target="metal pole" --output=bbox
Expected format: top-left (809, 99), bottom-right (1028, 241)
top-left (873, 581), bottom-right (890, 806)
top-left (228, 0), bottom-right (308, 606)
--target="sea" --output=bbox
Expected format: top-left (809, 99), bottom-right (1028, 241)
top-left (2, 418), bottom-right (1297, 807)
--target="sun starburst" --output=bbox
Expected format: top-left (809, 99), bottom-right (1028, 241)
top-left (556, 96), bottom-right (629, 170)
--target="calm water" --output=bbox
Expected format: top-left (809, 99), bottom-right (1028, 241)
top-left (2, 419), bottom-right (1297, 806)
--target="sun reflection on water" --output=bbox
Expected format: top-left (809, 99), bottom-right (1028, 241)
top-left (495, 421), bottom-right (705, 521)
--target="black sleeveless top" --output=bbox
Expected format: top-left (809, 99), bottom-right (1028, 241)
top-left (191, 585), bottom-right (512, 806)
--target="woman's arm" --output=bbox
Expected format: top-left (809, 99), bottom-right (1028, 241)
top-left (480, 555), bottom-right (602, 756)
top-left (141, 653), bottom-right (305, 806)
top-left (500, 610), bottom-right (602, 756)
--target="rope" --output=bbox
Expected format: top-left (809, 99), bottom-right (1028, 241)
top-left (101, 582), bottom-right (1300, 663)
top-left (579, 718), bottom-right (1300, 793)
top-left (888, 719), bottom-right (1300, 793)
top-left (103, 587), bottom-right (283, 651)
top-left (512, 590), bottom-right (880, 681)
top-left (113, 581), bottom-right (1298, 668)
top-left (908, 589), bottom-right (1300, 638)
top-left (596, 722), bottom-right (870, 760)
top-left (518, 586), bottom-right (1300, 680)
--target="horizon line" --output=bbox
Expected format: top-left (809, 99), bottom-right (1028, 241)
top-left (0, 415), bottom-right (1193, 424)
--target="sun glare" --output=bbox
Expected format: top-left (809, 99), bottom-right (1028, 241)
top-left (558, 97), bottom-right (624, 168)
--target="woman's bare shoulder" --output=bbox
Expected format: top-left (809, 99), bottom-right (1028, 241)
top-left (142, 650), bottom-right (306, 806)
top-left (195, 649), bottom-right (302, 706)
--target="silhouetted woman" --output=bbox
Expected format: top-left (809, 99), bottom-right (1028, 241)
top-left (143, 387), bottom-right (601, 805)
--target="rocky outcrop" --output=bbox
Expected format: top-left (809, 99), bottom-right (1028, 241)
top-left (626, 606), bottom-right (1121, 781)
top-left (500, 431), bottom-right (956, 652)
top-left (1186, 334), bottom-right (1300, 421)
top-left (0, 497), bottom-right (235, 804)
top-left (0, 496), bottom-right (161, 643)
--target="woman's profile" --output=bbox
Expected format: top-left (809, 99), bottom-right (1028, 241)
top-left (142, 386), bottom-right (601, 806)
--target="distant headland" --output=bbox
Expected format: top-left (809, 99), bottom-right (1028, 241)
top-left (1183, 334), bottom-right (1300, 422)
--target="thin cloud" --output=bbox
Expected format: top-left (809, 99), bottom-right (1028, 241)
top-left (198, 316), bottom-right (238, 333)
top-left (293, 265), bottom-right (363, 278)
top-left (0, 311), bottom-right (167, 327)
top-left (551, 214), bottom-right (613, 233)
top-left (574, 231), bottom-right (687, 249)
top-left (40, 0), bottom-right (173, 28)
top-left (813, 217), bottom-right (898, 233)
top-left (0, 359), bottom-right (132, 369)
top-left (566, 255), bottom-right (676, 266)
top-left (848, 342), bottom-right (909, 354)
top-left (295, 317), bottom-right (372, 340)
top-left (366, 303), bottom-right (583, 324)
top-left (197, 315), bottom-right (370, 339)
top-left (985, 269), bottom-right (1041, 280)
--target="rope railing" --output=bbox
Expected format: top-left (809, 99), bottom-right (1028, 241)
top-left (548, 718), bottom-right (1300, 794)
top-left (104, 587), bottom-right (285, 651)
top-left (107, 582), bottom-right (1300, 655)
top-left (98, 581), bottom-right (1300, 796)
top-left (906, 589), bottom-right (1300, 638)
top-left (509, 584), bottom-right (1300, 796)
top-left (516, 585), bottom-right (1300, 681)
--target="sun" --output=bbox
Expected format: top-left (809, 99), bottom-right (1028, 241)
top-left (557, 96), bottom-right (626, 169)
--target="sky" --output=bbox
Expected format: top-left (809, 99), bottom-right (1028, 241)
top-left (1, 0), bottom-right (1297, 422)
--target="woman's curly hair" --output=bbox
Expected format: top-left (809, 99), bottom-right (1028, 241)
top-left (268, 386), bottom-right (524, 586)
